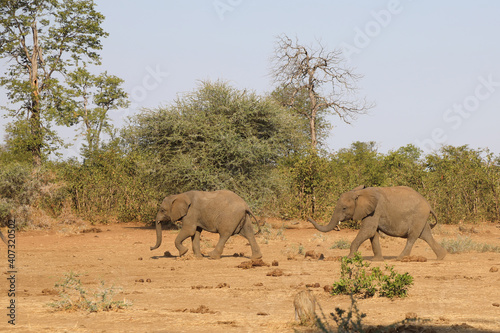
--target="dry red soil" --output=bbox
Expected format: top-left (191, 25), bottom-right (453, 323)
top-left (1, 219), bottom-right (500, 332)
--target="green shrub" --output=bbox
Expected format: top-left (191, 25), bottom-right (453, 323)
top-left (331, 253), bottom-right (413, 299)
top-left (372, 265), bottom-right (414, 299)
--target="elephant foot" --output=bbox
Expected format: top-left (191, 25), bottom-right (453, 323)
top-left (436, 252), bottom-right (446, 260)
top-left (208, 250), bottom-right (221, 260)
top-left (250, 253), bottom-right (263, 260)
top-left (372, 255), bottom-right (384, 261)
top-left (194, 253), bottom-right (204, 259)
top-left (178, 247), bottom-right (189, 257)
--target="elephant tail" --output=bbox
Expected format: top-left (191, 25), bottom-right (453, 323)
top-left (247, 210), bottom-right (262, 235)
top-left (429, 209), bottom-right (438, 229)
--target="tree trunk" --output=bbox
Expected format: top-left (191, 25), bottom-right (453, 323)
top-left (29, 21), bottom-right (42, 166)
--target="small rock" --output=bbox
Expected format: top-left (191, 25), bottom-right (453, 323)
top-left (138, 257), bottom-right (143, 260)
top-left (164, 251), bottom-right (174, 257)
top-left (146, 279), bottom-right (151, 283)
top-left (493, 303), bottom-right (500, 307)
top-left (257, 312), bottom-right (269, 316)
top-left (254, 282), bottom-right (264, 286)
top-left (489, 267), bottom-right (499, 273)
top-left (272, 260), bottom-right (279, 266)
top-left (323, 285), bottom-right (333, 293)
top-left (305, 282), bottom-right (321, 288)
top-left (135, 279), bottom-right (144, 283)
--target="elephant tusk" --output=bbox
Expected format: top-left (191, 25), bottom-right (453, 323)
top-left (335, 221), bottom-right (341, 231)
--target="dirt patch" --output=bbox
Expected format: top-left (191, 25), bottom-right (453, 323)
top-left (401, 255), bottom-right (428, 262)
top-left (2, 221), bottom-right (500, 332)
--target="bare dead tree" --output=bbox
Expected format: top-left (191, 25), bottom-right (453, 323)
top-left (271, 34), bottom-right (373, 150)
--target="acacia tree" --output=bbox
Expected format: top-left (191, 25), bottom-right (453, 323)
top-left (271, 34), bottom-right (372, 150)
top-left (0, 0), bottom-right (109, 165)
top-left (124, 80), bottom-right (306, 209)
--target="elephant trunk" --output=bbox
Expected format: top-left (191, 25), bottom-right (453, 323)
top-left (150, 221), bottom-right (163, 250)
top-left (307, 217), bottom-right (340, 232)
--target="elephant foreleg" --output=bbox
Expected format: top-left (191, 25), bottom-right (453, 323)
top-left (191, 228), bottom-right (203, 258)
top-left (347, 217), bottom-right (378, 259)
top-left (175, 227), bottom-right (194, 257)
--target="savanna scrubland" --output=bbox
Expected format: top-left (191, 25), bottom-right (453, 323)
top-left (1, 2), bottom-right (499, 331)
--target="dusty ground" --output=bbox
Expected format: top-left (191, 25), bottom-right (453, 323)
top-left (1, 219), bottom-right (500, 333)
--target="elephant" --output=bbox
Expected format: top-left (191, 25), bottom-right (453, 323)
top-left (308, 185), bottom-right (447, 260)
top-left (150, 190), bottom-right (263, 260)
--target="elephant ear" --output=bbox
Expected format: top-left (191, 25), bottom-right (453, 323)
top-left (170, 194), bottom-right (191, 222)
top-left (352, 190), bottom-right (377, 221)
top-left (351, 185), bottom-right (366, 191)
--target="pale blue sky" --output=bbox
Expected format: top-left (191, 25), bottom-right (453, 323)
top-left (2, 0), bottom-right (500, 158)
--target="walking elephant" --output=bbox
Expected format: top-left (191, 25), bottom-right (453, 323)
top-left (308, 185), bottom-right (446, 260)
top-left (150, 190), bottom-right (262, 259)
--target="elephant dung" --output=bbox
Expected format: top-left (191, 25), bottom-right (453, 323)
top-left (237, 259), bottom-right (270, 269)
top-left (266, 269), bottom-right (284, 277)
top-left (304, 250), bottom-right (324, 260)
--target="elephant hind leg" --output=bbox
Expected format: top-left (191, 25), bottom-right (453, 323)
top-left (239, 221), bottom-right (262, 259)
top-left (208, 233), bottom-right (231, 259)
top-left (420, 223), bottom-right (447, 260)
top-left (397, 236), bottom-right (418, 260)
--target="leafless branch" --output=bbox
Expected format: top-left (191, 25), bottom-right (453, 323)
top-left (271, 34), bottom-right (373, 149)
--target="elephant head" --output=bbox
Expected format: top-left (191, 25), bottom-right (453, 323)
top-left (150, 193), bottom-right (191, 251)
top-left (308, 185), bottom-right (378, 232)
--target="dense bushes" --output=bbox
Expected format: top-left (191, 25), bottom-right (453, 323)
top-left (1, 142), bottom-right (498, 226)
top-left (1, 82), bottom-right (498, 227)
top-left (284, 143), bottom-right (500, 223)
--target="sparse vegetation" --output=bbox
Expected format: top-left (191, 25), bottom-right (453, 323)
top-left (331, 253), bottom-right (413, 299)
top-left (440, 236), bottom-right (500, 254)
top-left (48, 271), bottom-right (130, 312)
top-left (330, 239), bottom-right (350, 250)
top-left (315, 295), bottom-right (425, 333)
top-left (316, 295), bottom-right (367, 333)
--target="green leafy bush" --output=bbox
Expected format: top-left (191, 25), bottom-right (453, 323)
top-left (331, 253), bottom-right (413, 299)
